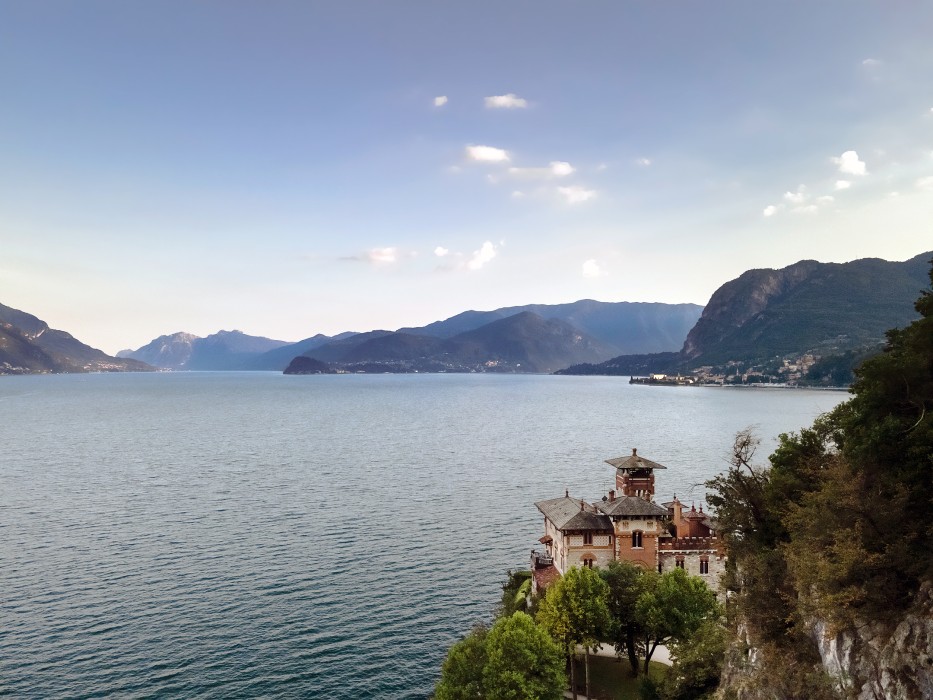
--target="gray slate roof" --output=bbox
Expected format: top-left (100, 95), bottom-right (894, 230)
top-left (535, 496), bottom-right (613, 532)
top-left (596, 496), bottom-right (669, 518)
top-left (605, 453), bottom-right (667, 470)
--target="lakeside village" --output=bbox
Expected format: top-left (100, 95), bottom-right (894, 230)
top-left (531, 449), bottom-right (725, 595)
top-left (631, 353), bottom-right (820, 387)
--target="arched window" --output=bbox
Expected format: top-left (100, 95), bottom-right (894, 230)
top-left (700, 557), bottom-right (709, 575)
top-left (675, 556), bottom-right (685, 569)
top-left (631, 531), bottom-right (643, 548)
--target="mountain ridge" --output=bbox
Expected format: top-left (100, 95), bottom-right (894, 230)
top-left (0, 303), bottom-right (153, 374)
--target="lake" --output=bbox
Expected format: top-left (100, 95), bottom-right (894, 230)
top-left (0, 372), bottom-right (847, 698)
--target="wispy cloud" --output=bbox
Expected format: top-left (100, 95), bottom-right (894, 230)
top-left (917, 176), bottom-right (933, 192)
top-left (467, 241), bottom-right (498, 270)
top-left (433, 95), bottom-right (448, 107)
top-left (434, 246), bottom-right (449, 257)
top-left (834, 180), bottom-right (852, 190)
top-left (635, 158), bottom-right (652, 167)
top-left (466, 145), bottom-right (510, 163)
top-left (582, 259), bottom-right (605, 278)
top-left (341, 247), bottom-right (399, 264)
top-left (485, 93), bottom-right (528, 109)
top-left (558, 185), bottom-right (597, 204)
top-left (833, 150), bottom-right (868, 176)
top-left (506, 161), bottom-right (576, 179)
top-left (763, 205), bottom-right (778, 218)
top-left (367, 247), bottom-right (398, 263)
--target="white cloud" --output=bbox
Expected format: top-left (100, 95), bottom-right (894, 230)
top-left (582, 259), bottom-right (605, 278)
top-left (367, 247), bottom-right (397, 264)
top-left (485, 93), bottom-right (528, 109)
top-left (506, 161), bottom-right (576, 179)
top-left (816, 195), bottom-right (835, 205)
top-left (917, 176), bottom-right (933, 192)
top-left (596, 163), bottom-right (609, 172)
top-left (558, 185), bottom-right (597, 204)
top-left (862, 58), bottom-right (882, 67)
top-left (636, 158), bottom-right (652, 167)
top-left (467, 241), bottom-right (497, 270)
top-left (792, 205), bottom-right (819, 214)
top-left (511, 190), bottom-right (524, 198)
top-left (833, 150), bottom-right (868, 176)
top-left (434, 246), bottom-right (449, 257)
top-left (433, 95), bottom-right (448, 107)
top-left (834, 180), bottom-right (852, 190)
top-left (783, 185), bottom-right (808, 204)
top-left (466, 145), bottom-right (510, 163)
top-left (550, 161), bottom-right (575, 176)
top-left (763, 205), bottom-right (779, 217)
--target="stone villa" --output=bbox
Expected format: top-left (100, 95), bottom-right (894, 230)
top-left (531, 449), bottom-right (726, 593)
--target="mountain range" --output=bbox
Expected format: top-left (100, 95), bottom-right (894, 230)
top-left (4, 252), bottom-right (929, 378)
top-left (285, 311), bottom-right (615, 374)
top-left (119, 300), bottom-right (703, 373)
top-left (559, 251), bottom-right (933, 379)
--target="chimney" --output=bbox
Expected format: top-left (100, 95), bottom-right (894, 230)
top-left (565, 488), bottom-right (569, 498)
top-left (632, 447), bottom-right (637, 456)
top-left (580, 500), bottom-right (585, 511)
top-left (609, 489), bottom-right (616, 502)
top-left (673, 496), bottom-right (685, 538)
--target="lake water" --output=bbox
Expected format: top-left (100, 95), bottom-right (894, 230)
top-left (0, 373), bottom-right (846, 698)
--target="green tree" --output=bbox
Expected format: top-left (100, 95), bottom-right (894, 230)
top-left (483, 612), bottom-right (566, 700)
top-left (635, 568), bottom-right (719, 674)
top-left (599, 560), bottom-right (653, 676)
top-left (435, 624), bottom-right (488, 700)
top-left (658, 618), bottom-right (728, 700)
top-left (536, 566), bottom-right (610, 699)
top-left (435, 614), bottom-right (565, 700)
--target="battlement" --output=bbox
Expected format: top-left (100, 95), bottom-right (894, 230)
top-left (659, 536), bottom-right (720, 551)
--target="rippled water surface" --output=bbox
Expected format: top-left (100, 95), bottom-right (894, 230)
top-left (0, 373), bottom-right (846, 698)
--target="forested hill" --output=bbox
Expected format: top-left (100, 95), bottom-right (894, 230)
top-left (681, 251), bottom-right (931, 364)
top-left (559, 251), bottom-right (932, 377)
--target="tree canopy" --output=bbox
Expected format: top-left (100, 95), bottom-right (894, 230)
top-left (434, 613), bottom-right (565, 700)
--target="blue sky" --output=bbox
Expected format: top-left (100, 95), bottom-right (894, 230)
top-left (2, 1), bottom-right (932, 354)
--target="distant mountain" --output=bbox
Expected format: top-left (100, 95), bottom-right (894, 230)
top-left (286, 311), bottom-right (613, 374)
top-left (559, 252), bottom-right (932, 378)
top-left (399, 300), bottom-right (702, 355)
top-left (120, 330), bottom-right (290, 370)
top-left (117, 332), bottom-right (199, 368)
top-left (0, 303), bottom-right (153, 375)
top-left (245, 332), bottom-right (358, 370)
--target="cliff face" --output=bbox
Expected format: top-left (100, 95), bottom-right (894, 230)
top-left (717, 583), bottom-right (933, 700)
top-left (681, 260), bottom-right (819, 359)
top-left (810, 583), bottom-right (933, 700)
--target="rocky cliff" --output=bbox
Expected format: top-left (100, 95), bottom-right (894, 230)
top-left (718, 584), bottom-right (933, 700)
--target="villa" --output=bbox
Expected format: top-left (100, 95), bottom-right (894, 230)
top-left (531, 449), bottom-right (726, 593)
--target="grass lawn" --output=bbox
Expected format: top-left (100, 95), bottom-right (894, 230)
top-left (569, 655), bottom-right (668, 700)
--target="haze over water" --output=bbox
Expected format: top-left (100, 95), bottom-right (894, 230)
top-left (1, 373), bottom-right (846, 698)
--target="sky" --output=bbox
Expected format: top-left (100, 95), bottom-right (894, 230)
top-left (2, 1), bottom-right (932, 355)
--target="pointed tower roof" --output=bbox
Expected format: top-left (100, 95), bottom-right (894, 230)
top-left (604, 448), bottom-right (667, 471)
